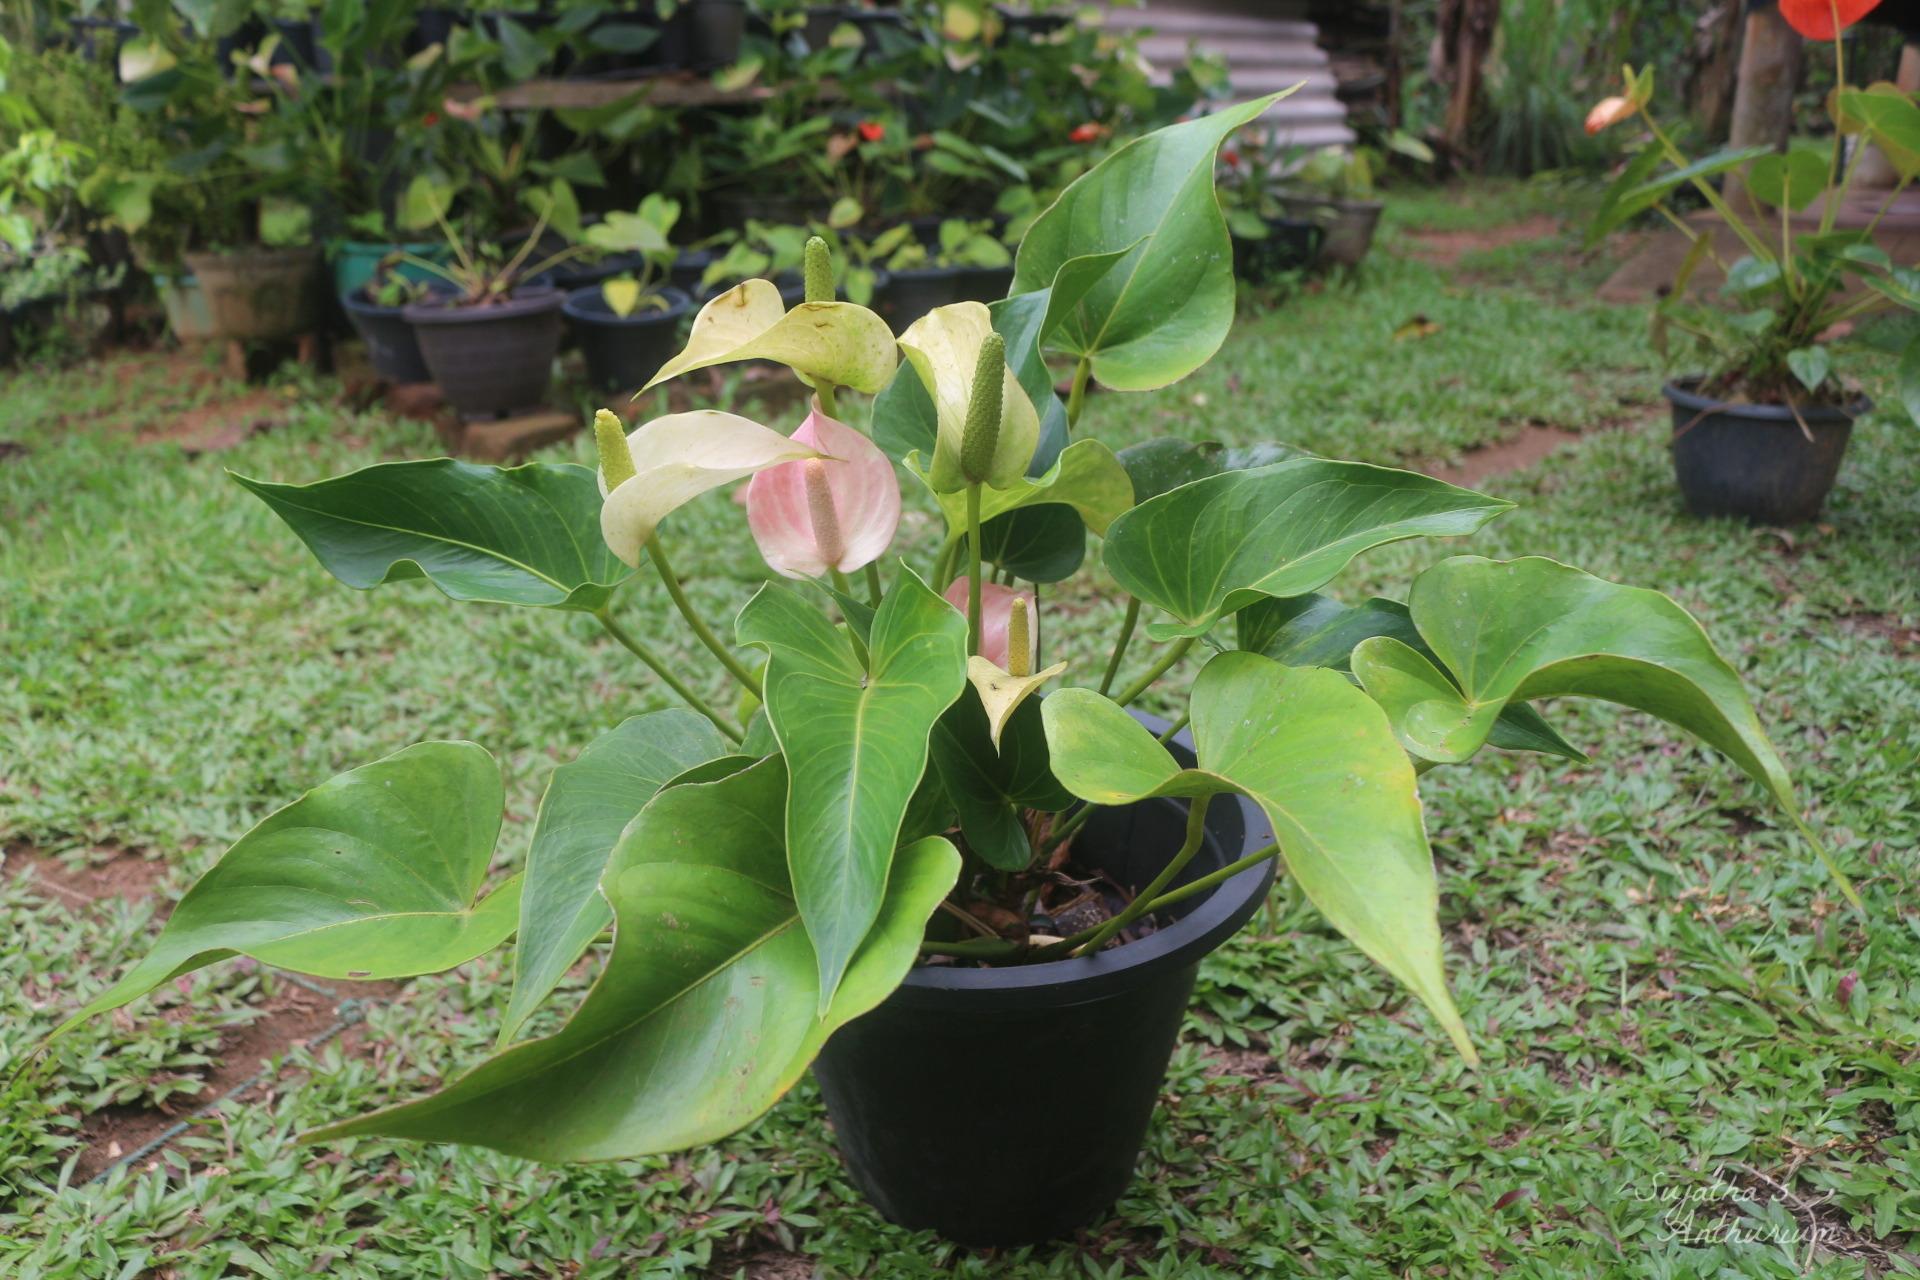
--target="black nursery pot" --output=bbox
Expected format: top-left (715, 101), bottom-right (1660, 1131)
top-left (683, 0), bottom-right (746, 67)
top-left (404, 288), bottom-right (565, 419)
top-left (881, 265), bottom-right (968, 330)
top-left (956, 263), bottom-right (1015, 305)
top-left (1664, 377), bottom-right (1865, 525)
top-left (1233, 217), bottom-right (1322, 284)
top-left (562, 285), bottom-right (691, 392)
top-left (812, 717), bottom-right (1278, 1248)
top-left (341, 290), bottom-right (432, 385)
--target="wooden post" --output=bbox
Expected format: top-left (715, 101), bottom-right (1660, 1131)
top-left (1724, 1), bottom-right (1803, 206)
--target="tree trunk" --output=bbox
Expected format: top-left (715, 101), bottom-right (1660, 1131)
top-left (1430, 0), bottom-right (1500, 164)
top-left (1687, 2), bottom-right (1744, 141)
top-left (1725, 3), bottom-right (1804, 207)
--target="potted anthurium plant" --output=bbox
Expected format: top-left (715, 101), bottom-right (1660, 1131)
top-left (44, 93), bottom-right (1853, 1248)
top-left (1586, 0), bottom-right (1920, 523)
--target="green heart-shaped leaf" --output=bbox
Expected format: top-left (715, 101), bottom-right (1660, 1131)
top-left (499, 711), bottom-right (734, 1045)
top-left (52, 742), bottom-right (522, 1040)
top-left (908, 437), bottom-right (1135, 538)
top-left (1238, 593), bottom-right (1584, 762)
top-left (1103, 458), bottom-right (1512, 640)
top-left (737, 570), bottom-right (968, 1007)
top-left (1836, 85), bottom-right (1920, 180)
top-left (1117, 436), bottom-right (1311, 504)
top-left (930, 687), bottom-right (1075, 872)
top-left (234, 460), bottom-right (631, 611)
top-left (1040, 653), bottom-right (1475, 1061)
top-left (978, 504), bottom-right (1087, 583)
top-left (1358, 555), bottom-right (1857, 905)
top-left (306, 758), bottom-right (959, 1160)
top-left (1745, 147), bottom-right (1829, 212)
top-left (1013, 90), bottom-right (1294, 389)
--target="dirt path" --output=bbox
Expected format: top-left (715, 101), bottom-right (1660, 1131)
top-left (1399, 214), bottom-right (1562, 268)
top-left (6, 843), bottom-right (405, 1185)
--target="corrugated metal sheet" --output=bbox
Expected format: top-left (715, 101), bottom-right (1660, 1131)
top-left (1102, 0), bottom-right (1356, 148)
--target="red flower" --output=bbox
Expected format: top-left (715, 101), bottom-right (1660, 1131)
top-left (858, 120), bottom-right (885, 143)
top-left (1069, 122), bottom-right (1106, 144)
top-left (422, 110), bottom-right (441, 127)
top-left (1779, 0), bottom-right (1882, 40)
top-left (1222, 147), bottom-right (1242, 167)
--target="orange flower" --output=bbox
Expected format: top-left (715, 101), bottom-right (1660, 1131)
top-left (1779, 0), bottom-right (1882, 40)
top-left (1584, 95), bottom-right (1637, 135)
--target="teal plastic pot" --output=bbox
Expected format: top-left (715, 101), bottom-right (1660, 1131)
top-left (330, 241), bottom-right (449, 300)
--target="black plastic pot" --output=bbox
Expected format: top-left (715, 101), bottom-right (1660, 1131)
top-left (684, 0), bottom-right (746, 67)
top-left (669, 249), bottom-right (716, 295)
top-left (707, 189), bottom-right (834, 231)
top-left (1233, 216), bottom-right (1323, 284)
top-left (404, 287), bottom-right (565, 419)
top-left (342, 289), bottom-right (432, 384)
top-left (1664, 378), bottom-right (1864, 525)
top-left (803, 6), bottom-right (914, 57)
top-left (407, 6), bottom-right (461, 55)
top-left (563, 285), bottom-right (691, 392)
top-left (997, 7), bottom-right (1074, 37)
top-left (813, 716), bottom-right (1277, 1248)
top-left (271, 17), bottom-right (329, 73)
top-left (881, 265), bottom-right (968, 329)
top-left (696, 271), bottom-right (805, 308)
top-left (956, 263), bottom-right (1015, 305)
top-left (541, 250), bottom-right (651, 292)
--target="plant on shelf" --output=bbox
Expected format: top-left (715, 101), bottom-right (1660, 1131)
top-left (1586, 1), bottom-right (1920, 523)
top-left (397, 204), bottom-right (582, 416)
top-left (698, 216), bottom-right (895, 305)
top-left (582, 193), bottom-right (682, 310)
top-left (884, 217), bottom-right (1012, 272)
top-left (562, 194), bottom-right (695, 394)
top-left (43, 92), bottom-right (1854, 1248)
top-left (1275, 144), bottom-right (1386, 270)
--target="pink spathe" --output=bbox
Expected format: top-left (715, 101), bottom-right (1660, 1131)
top-left (747, 407), bottom-right (901, 578)
top-left (942, 578), bottom-right (1036, 668)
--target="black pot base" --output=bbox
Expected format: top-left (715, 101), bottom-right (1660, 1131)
top-left (812, 715), bottom-right (1276, 1248)
top-left (1664, 378), bottom-right (1862, 525)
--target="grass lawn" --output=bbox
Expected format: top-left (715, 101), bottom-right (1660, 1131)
top-left (2, 179), bottom-right (1917, 1278)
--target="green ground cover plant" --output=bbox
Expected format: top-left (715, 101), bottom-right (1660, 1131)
top-left (1, 180), bottom-right (1916, 1277)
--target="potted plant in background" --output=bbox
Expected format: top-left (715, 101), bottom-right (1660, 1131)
top-left (1217, 126), bottom-right (1321, 284)
top-left (285, 0), bottom-right (465, 300)
top-left (879, 216), bottom-right (1014, 326)
top-left (561, 194), bottom-right (693, 392)
top-left (1274, 144), bottom-right (1384, 270)
top-left (114, 43), bottom-right (331, 350)
top-left (697, 217), bottom-right (888, 304)
top-left (402, 205), bottom-right (580, 417)
top-left (40, 95), bottom-right (1854, 1249)
top-left (1587, 6), bottom-right (1920, 524)
top-left (341, 256), bottom-right (436, 384)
